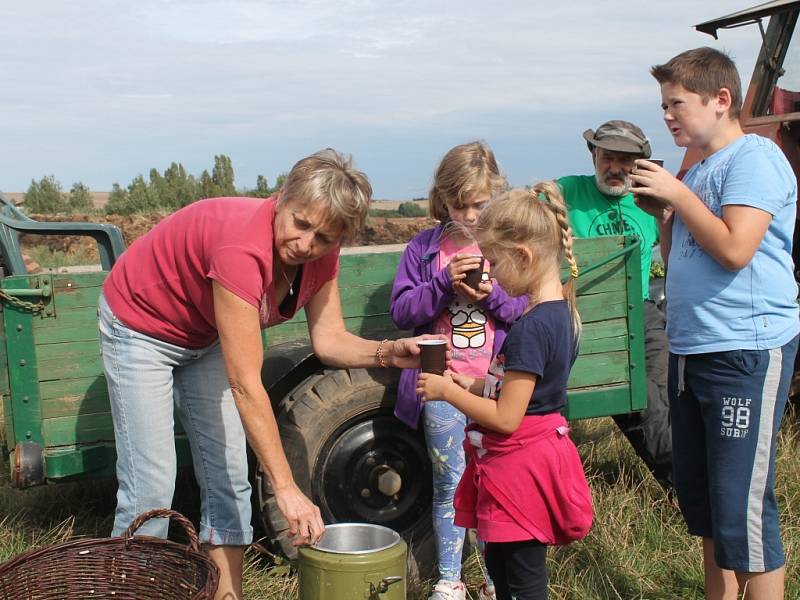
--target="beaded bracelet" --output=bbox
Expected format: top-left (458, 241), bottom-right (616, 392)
top-left (375, 339), bottom-right (390, 368)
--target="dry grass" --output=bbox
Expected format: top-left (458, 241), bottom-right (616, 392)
top-left (1, 411), bottom-right (799, 599)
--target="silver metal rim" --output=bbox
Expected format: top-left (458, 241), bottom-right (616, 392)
top-left (310, 522), bottom-right (402, 555)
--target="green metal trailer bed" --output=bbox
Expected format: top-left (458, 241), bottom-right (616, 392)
top-left (0, 197), bottom-right (645, 572)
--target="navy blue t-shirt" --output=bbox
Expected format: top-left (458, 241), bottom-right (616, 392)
top-left (483, 300), bottom-right (578, 415)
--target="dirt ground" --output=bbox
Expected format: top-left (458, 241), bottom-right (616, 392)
top-left (19, 213), bottom-right (436, 263)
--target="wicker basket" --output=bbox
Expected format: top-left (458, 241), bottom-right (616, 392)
top-left (0, 508), bottom-right (220, 599)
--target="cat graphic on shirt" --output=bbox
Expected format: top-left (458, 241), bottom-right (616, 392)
top-left (448, 298), bottom-right (487, 350)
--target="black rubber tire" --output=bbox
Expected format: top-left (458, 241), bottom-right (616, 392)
top-left (255, 367), bottom-right (437, 580)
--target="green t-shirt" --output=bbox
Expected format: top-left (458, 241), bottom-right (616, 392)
top-left (558, 175), bottom-right (658, 300)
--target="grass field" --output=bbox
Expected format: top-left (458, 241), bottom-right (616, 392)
top-left (21, 244), bottom-right (99, 270)
top-left (1, 412), bottom-right (798, 599)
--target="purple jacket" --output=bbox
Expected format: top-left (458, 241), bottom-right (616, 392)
top-left (390, 224), bottom-right (529, 428)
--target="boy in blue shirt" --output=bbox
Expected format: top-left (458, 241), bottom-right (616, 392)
top-left (632, 47), bottom-right (799, 599)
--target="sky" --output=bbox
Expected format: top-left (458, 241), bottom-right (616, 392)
top-left (1, 1), bottom-right (768, 200)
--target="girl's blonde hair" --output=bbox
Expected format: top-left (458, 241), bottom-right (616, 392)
top-left (278, 148), bottom-right (372, 243)
top-left (476, 182), bottom-right (581, 338)
top-left (428, 141), bottom-right (506, 222)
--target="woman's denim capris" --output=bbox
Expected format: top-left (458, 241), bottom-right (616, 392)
top-left (99, 294), bottom-right (253, 545)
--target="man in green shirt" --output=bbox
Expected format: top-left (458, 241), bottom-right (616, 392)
top-left (559, 120), bottom-right (672, 491)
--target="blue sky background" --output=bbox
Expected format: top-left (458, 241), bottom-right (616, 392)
top-left (1, 1), bottom-right (765, 199)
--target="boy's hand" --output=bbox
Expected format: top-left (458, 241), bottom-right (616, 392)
top-left (631, 160), bottom-right (689, 216)
top-left (635, 195), bottom-right (675, 224)
top-left (416, 370), bottom-right (456, 402)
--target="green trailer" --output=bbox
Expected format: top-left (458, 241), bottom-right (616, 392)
top-left (0, 194), bottom-right (646, 574)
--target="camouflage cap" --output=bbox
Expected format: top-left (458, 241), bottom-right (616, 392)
top-left (583, 120), bottom-right (652, 158)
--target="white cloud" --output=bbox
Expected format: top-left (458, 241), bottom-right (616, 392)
top-left (139, 0), bottom-right (431, 50)
top-left (0, 1), bottom-right (771, 195)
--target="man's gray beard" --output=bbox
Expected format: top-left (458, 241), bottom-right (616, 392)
top-left (594, 172), bottom-right (630, 197)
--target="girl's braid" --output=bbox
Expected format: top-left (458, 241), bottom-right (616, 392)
top-left (531, 181), bottom-right (582, 339)
top-left (532, 182), bottom-right (579, 279)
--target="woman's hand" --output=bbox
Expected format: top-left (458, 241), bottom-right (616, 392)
top-left (387, 334), bottom-right (451, 369)
top-left (416, 371), bottom-right (457, 402)
top-left (274, 482), bottom-right (326, 546)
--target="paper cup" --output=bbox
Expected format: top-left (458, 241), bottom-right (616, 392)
top-left (418, 339), bottom-right (447, 375)
top-left (463, 256), bottom-right (486, 291)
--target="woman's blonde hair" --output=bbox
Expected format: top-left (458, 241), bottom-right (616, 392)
top-left (476, 182), bottom-right (581, 338)
top-left (429, 141), bottom-right (506, 222)
top-left (278, 148), bottom-right (372, 243)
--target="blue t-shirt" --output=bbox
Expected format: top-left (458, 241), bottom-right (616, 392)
top-left (667, 134), bottom-right (799, 354)
top-left (483, 300), bottom-right (578, 415)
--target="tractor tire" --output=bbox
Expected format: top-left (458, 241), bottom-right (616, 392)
top-left (255, 367), bottom-right (437, 580)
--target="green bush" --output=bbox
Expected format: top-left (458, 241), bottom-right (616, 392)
top-left (68, 182), bottom-right (93, 212)
top-left (397, 201), bottom-right (426, 217)
top-left (650, 261), bottom-right (665, 279)
top-left (23, 175), bottom-right (67, 213)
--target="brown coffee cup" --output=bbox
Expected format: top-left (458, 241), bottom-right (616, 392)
top-left (647, 158), bottom-right (664, 167)
top-left (463, 256), bottom-right (486, 291)
top-left (418, 339), bottom-right (447, 375)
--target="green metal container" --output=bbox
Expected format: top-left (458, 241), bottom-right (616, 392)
top-left (298, 523), bottom-right (406, 600)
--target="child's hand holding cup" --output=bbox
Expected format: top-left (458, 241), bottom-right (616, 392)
top-left (632, 158), bottom-right (673, 223)
top-left (451, 254), bottom-right (490, 301)
top-left (447, 254), bottom-right (483, 287)
top-left (462, 255), bottom-right (486, 291)
top-left (416, 339), bottom-right (452, 402)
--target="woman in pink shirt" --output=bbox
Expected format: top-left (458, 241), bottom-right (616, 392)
top-left (99, 149), bottom-right (435, 600)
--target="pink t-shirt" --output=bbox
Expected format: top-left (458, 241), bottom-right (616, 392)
top-left (103, 196), bottom-right (339, 348)
top-left (433, 238), bottom-right (495, 378)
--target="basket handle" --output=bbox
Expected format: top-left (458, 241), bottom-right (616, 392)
top-left (123, 508), bottom-right (202, 552)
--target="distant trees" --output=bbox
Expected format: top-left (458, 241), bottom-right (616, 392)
top-left (23, 175), bottom-right (68, 213)
top-left (368, 201), bottom-right (429, 218)
top-left (241, 171), bottom-right (286, 200)
top-left (253, 175), bottom-right (271, 198)
top-left (397, 201), bottom-right (426, 217)
top-left (106, 183), bottom-right (128, 214)
top-left (69, 182), bottom-right (93, 212)
top-left (22, 155), bottom-right (286, 215)
top-left (211, 155), bottom-right (236, 197)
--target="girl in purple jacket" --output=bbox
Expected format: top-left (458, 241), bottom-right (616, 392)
top-left (390, 141), bottom-right (528, 600)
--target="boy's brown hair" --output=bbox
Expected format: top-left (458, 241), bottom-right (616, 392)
top-left (650, 47), bottom-right (742, 120)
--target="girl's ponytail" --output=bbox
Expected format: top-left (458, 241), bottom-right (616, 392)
top-left (532, 181), bottom-right (582, 340)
